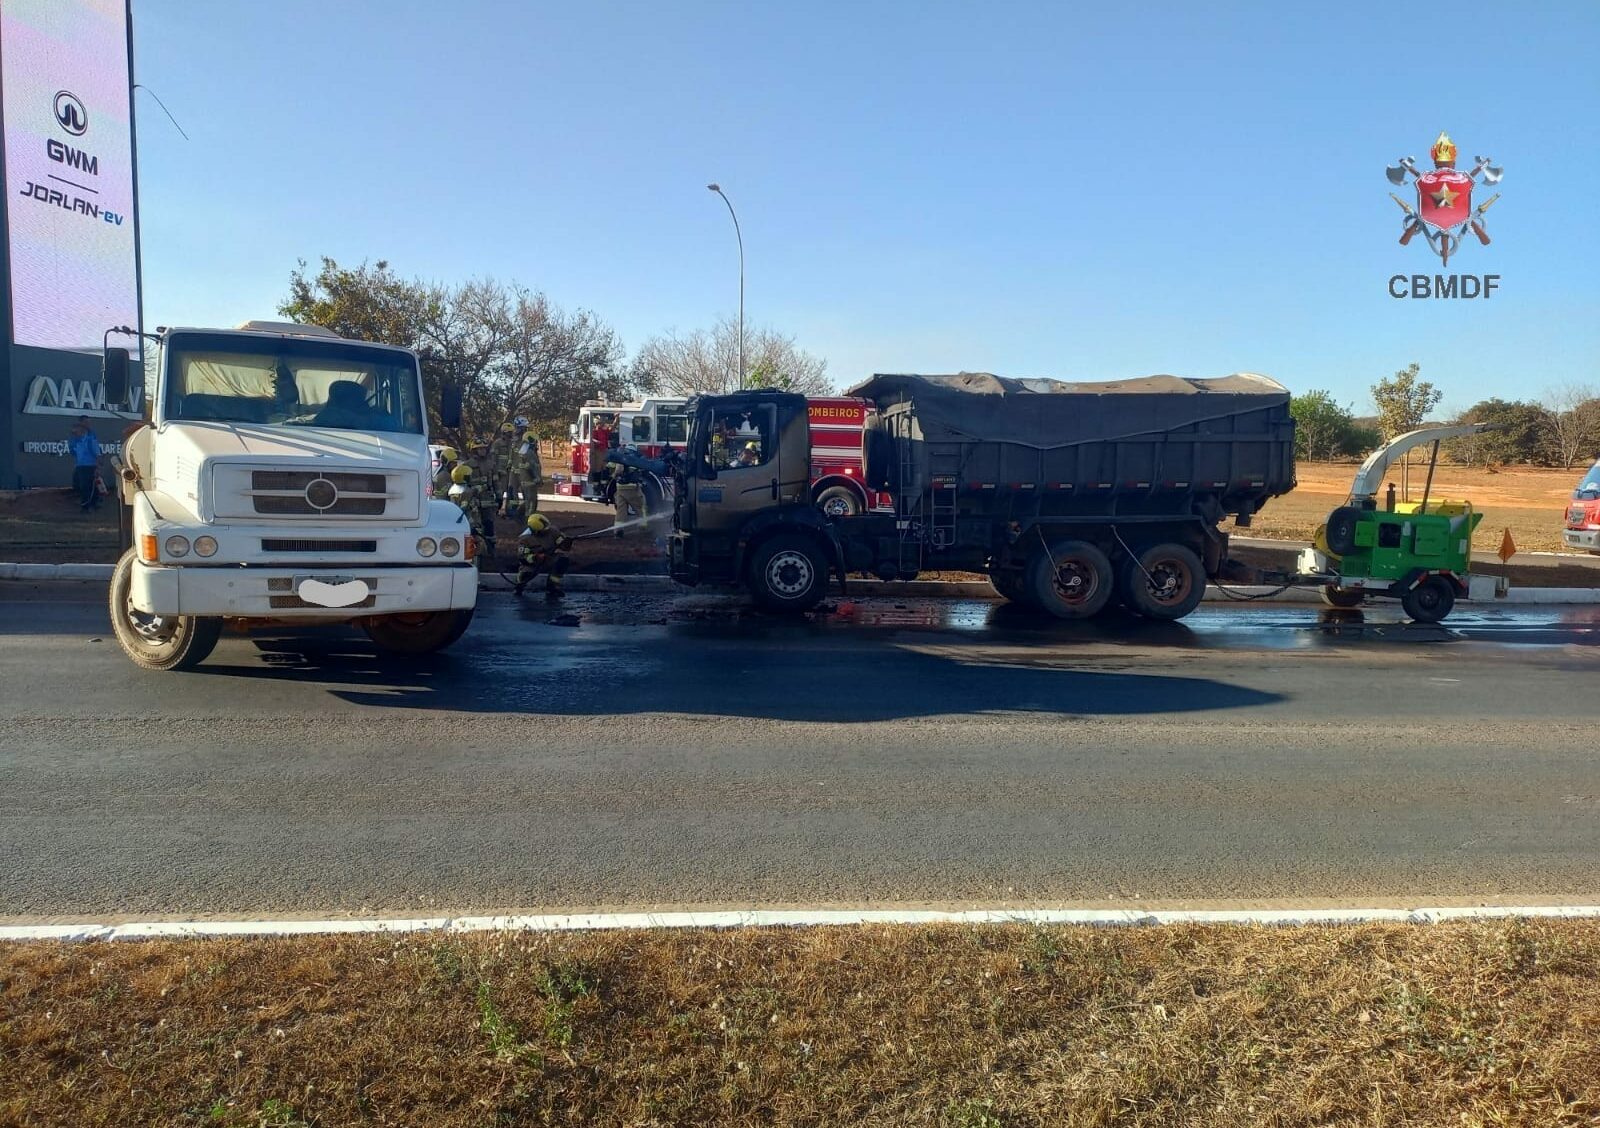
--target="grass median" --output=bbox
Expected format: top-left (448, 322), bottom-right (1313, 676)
top-left (3, 919), bottom-right (1597, 1125)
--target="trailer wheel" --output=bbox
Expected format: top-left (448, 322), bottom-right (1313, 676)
top-left (749, 533), bottom-right (828, 613)
top-left (108, 549), bottom-right (223, 671)
top-left (1121, 543), bottom-right (1206, 621)
top-left (1324, 506), bottom-right (1362, 556)
top-left (815, 485), bottom-right (862, 519)
top-left (1400, 576), bottom-right (1455, 624)
top-left (1320, 585), bottom-right (1365, 609)
top-left (363, 609), bottom-right (475, 656)
top-left (1028, 540), bottom-right (1113, 619)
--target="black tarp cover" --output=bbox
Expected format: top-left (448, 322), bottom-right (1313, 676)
top-left (846, 372), bottom-right (1290, 450)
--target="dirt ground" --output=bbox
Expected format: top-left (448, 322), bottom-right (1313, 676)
top-left (1236, 462), bottom-right (1579, 555)
top-left (2, 920), bottom-right (1596, 1126)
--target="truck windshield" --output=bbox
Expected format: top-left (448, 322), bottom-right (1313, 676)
top-left (162, 333), bottom-right (424, 435)
top-left (1575, 462), bottom-right (1600, 500)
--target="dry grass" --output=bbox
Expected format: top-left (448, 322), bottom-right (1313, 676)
top-left (2, 920), bottom-right (1598, 1126)
top-left (1237, 462), bottom-right (1578, 554)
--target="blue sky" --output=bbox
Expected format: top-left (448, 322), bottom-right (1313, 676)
top-left (130, 0), bottom-right (1599, 415)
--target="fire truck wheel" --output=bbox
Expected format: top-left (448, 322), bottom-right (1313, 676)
top-left (362, 609), bottom-right (475, 655)
top-left (988, 567), bottom-right (1033, 606)
top-left (108, 549), bottom-right (223, 671)
top-left (1027, 539), bottom-right (1113, 619)
top-left (1320, 585), bottom-right (1365, 609)
top-left (815, 486), bottom-right (862, 519)
top-left (748, 533), bottom-right (828, 613)
top-left (1120, 543), bottom-right (1205, 620)
top-left (1400, 576), bottom-right (1455, 624)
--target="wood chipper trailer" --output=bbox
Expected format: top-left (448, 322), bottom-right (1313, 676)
top-left (1274, 422), bottom-right (1493, 623)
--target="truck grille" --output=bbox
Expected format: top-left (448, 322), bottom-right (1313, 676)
top-left (260, 539), bottom-right (378, 553)
top-left (265, 576), bottom-right (378, 610)
top-left (249, 471), bottom-right (391, 516)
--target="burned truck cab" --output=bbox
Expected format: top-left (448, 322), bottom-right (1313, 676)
top-left (670, 391), bottom-right (838, 605)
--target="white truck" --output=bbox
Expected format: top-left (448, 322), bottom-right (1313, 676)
top-left (102, 321), bottom-right (478, 671)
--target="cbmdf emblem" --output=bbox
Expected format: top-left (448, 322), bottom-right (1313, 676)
top-left (1386, 132), bottom-right (1503, 266)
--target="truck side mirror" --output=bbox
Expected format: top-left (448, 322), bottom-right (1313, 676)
top-left (440, 383), bottom-right (463, 429)
top-left (103, 347), bottom-right (131, 406)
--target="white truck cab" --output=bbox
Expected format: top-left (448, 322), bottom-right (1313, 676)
top-left (105, 321), bottom-right (477, 670)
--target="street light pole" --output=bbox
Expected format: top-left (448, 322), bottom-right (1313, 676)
top-left (706, 183), bottom-right (744, 391)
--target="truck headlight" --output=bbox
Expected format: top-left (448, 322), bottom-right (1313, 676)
top-left (194, 536), bottom-right (218, 557)
top-left (164, 535), bottom-right (191, 558)
top-left (416, 536), bottom-right (438, 558)
top-left (440, 536), bottom-right (461, 558)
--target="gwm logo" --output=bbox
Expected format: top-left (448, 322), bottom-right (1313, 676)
top-left (1385, 131), bottom-right (1504, 299)
top-left (52, 90), bottom-right (87, 136)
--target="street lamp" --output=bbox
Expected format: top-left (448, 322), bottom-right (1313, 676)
top-left (706, 183), bottom-right (744, 391)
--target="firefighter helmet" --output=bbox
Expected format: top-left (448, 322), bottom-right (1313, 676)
top-left (450, 463), bottom-right (473, 484)
top-left (501, 421), bottom-right (515, 434)
top-left (437, 445), bottom-right (458, 463)
top-left (523, 430), bottom-right (538, 444)
top-left (447, 483), bottom-right (468, 501)
top-left (527, 512), bottom-right (551, 533)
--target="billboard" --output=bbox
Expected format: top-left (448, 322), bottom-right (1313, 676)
top-left (1, 0), bottom-right (139, 354)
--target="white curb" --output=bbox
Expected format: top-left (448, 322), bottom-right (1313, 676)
top-left (2, 903), bottom-right (1599, 942)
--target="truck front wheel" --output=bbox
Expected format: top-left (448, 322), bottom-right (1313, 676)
top-left (362, 609), bottom-right (475, 656)
top-left (1120, 543), bottom-right (1206, 620)
top-left (988, 567), bottom-right (1034, 607)
top-left (1028, 539), bottom-right (1113, 619)
top-left (748, 533), bottom-right (828, 613)
top-left (108, 549), bottom-right (223, 671)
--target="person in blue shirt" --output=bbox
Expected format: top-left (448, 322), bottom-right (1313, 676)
top-left (68, 416), bottom-right (101, 512)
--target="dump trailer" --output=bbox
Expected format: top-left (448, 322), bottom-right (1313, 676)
top-left (668, 372), bottom-right (1296, 619)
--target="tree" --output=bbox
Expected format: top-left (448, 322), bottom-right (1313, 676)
top-left (1289, 390), bottom-right (1359, 461)
top-left (1539, 384), bottom-right (1600, 470)
top-left (280, 257), bottom-right (631, 436)
top-left (631, 316), bottom-right (832, 396)
top-left (1444, 399), bottom-right (1546, 466)
top-left (1371, 362), bottom-right (1442, 441)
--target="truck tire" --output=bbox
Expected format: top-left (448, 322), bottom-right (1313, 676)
top-left (748, 532), bottom-right (829, 613)
top-left (1400, 576), bottom-right (1455, 624)
top-left (1120, 543), bottom-right (1206, 621)
top-left (1324, 506), bottom-right (1362, 556)
top-left (862, 422), bottom-right (895, 492)
top-left (363, 609), bottom-right (475, 656)
top-left (108, 549), bottom-right (223, 671)
top-left (815, 485), bottom-right (863, 519)
top-left (1320, 585), bottom-right (1365, 609)
top-left (1027, 539), bottom-right (1113, 619)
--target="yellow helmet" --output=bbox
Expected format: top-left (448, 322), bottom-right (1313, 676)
top-left (744, 440), bottom-right (761, 451)
top-left (523, 430), bottom-right (538, 444)
top-left (470, 438), bottom-right (489, 452)
top-left (450, 463), bottom-right (473, 484)
top-left (500, 422), bottom-right (515, 434)
top-left (526, 512), bottom-right (551, 532)
top-left (437, 445), bottom-right (459, 463)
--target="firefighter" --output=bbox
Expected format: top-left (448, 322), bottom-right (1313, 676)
top-left (493, 421), bottom-right (518, 488)
top-left (708, 420), bottom-right (730, 470)
top-left (466, 439), bottom-right (498, 558)
top-left (588, 412), bottom-right (617, 493)
top-left (431, 445), bottom-right (459, 498)
top-left (612, 461), bottom-right (646, 537)
top-left (514, 512), bottom-right (571, 598)
top-left (735, 439), bottom-right (761, 468)
top-left (446, 462), bottom-right (485, 560)
top-left (502, 428), bottom-right (543, 520)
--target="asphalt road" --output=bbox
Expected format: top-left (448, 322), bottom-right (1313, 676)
top-left (4, 580), bottom-right (1600, 920)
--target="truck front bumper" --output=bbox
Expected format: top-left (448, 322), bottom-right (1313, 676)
top-left (130, 562), bottom-right (479, 618)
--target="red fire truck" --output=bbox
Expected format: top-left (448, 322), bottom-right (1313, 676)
top-left (553, 396), bottom-right (891, 516)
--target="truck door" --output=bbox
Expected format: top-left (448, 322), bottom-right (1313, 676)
top-left (694, 403), bottom-right (780, 537)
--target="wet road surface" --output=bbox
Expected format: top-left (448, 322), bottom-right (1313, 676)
top-left (3, 581), bottom-right (1600, 919)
